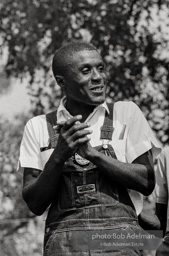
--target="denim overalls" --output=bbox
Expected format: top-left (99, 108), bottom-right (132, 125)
top-left (43, 104), bottom-right (143, 256)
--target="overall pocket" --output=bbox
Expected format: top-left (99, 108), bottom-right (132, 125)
top-left (57, 168), bottom-right (120, 212)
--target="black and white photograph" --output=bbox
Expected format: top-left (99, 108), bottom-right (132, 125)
top-left (0, 1), bottom-right (169, 256)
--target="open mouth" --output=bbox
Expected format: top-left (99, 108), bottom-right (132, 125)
top-left (90, 86), bottom-right (104, 92)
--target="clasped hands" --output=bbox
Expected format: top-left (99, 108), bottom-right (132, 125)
top-left (53, 115), bottom-right (94, 162)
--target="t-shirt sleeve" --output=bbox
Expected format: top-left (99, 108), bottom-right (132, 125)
top-left (17, 118), bottom-right (43, 171)
top-left (155, 149), bottom-right (168, 205)
top-left (126, 102), bottom-right (161, 163)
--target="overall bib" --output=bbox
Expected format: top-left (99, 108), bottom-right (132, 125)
top-left (43, 104), bottom-right (143, 256)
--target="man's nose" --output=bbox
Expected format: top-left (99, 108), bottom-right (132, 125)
top-left (91, 68), bottom-right (102, 81)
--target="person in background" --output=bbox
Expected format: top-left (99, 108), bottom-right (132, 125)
top-left (155, 147), bottom-right (169, 256)
top-left (18, 42), bottom-right (161, 255)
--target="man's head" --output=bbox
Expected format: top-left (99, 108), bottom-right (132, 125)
top-left (52, 42), bottom-right (107, 108)
top-left (52, 42), bottom-right (98, 78)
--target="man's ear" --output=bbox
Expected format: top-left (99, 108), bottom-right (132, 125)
top-left (55, 75), bottom-right (65, 87)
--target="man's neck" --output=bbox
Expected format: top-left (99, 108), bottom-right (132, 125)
top-left (66, 100), bottom-right (96, 122)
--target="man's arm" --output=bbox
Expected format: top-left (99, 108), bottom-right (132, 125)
top-left (155, 148), bottom-right (168, 235)
top-left (22, 158), bottom-right (64, 216)
top-left (22, 115), bottom-right (92, 215)
top-left (156, 203), bottom-right (167, 235)
top-left (78, 144), bottom-right (155, 196)
top-left (155, 203), bottom-right (168, 256)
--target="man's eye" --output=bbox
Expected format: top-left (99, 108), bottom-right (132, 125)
top-left (82, 68), bottom-right (90, 74)
top-left (98, 65), bottom-right (105, 72)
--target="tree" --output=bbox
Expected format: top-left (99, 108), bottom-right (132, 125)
top-left (1, 2), bottom-right (169, 255)
top-left (0, 114), bottom-right (44, 256)
top-left (0, 0), bottom-right (169, 144)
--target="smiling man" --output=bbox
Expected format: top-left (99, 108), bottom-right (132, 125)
top-left (52, 43), bottom-right (107, 120)
top-left (18, 42), bottom-right (161, 255)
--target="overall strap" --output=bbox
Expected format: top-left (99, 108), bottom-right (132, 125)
top-left (46, 110), bottom-right (58, 148)
top-left (100, 102), bottom-right (114, 140)
top-left (45, 103), bottom-right (114, 148)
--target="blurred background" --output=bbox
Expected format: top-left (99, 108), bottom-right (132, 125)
top-left (0, 0), bottom-right (169, 255)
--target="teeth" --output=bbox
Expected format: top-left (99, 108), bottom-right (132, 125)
top-left (92, 88), bottom-right (102, 91)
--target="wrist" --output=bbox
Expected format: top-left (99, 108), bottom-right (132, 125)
top-left (86, 147), bottom-right (100, 161)
top-left (50, 150), bottom-right (67, 165)
top-left (50, 151), bottom-right (66, 165)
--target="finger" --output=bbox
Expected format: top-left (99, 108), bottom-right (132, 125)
top-left (71, 129), bottom-right (92, 141)
top-left (53, 125), bottom-right (64, 133)
top-left (67, 122), bottom-right (91, 137)
top-left (62, 115), bottom-right (83, 131)
top-left (72, 136), bottom-right (91, 148)
top-left (54, 121), bottom-right (65, 128)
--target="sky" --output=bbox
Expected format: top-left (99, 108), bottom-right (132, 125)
top-left (0, 79), bottom-right (31, 120)
top-left (0, 45), bottom-right (31, 120)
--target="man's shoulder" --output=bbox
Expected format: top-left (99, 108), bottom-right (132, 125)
top-left (114, 100), bottom-right (136, 106)
top-left (26, 110), bottom-right (58, 131)
top-left (112, 101), bottom-right (142, 124)
top-left (25, 114), bottom-right (47, 130)
top-left (28, 114), bottom-right (46, 122)
top-left (114, 100), bottom-right (138, 111)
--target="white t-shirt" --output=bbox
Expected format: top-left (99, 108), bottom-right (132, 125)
top-left (155, 147), bottom-right (169, 231)
top-left (18, 98), bottom-right (161, 215)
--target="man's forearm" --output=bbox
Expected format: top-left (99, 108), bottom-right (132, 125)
top-left (23, 156), bottom-right (64, 215)
top-left (87, 150), bottom-right (155, 196)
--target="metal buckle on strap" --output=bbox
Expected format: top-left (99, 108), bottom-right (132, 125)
top-left (102, 140), bottom-right (110, 149)
top-left (100, 125), bottom-right (114, 140)
top-left (77, 184), bottom-right (96, 194)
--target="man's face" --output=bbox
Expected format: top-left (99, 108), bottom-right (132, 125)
top-left (63, 50), bottom-right (107, 106)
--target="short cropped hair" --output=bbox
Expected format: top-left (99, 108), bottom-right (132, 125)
top-left (52, 42), bottom-right (98, 77)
